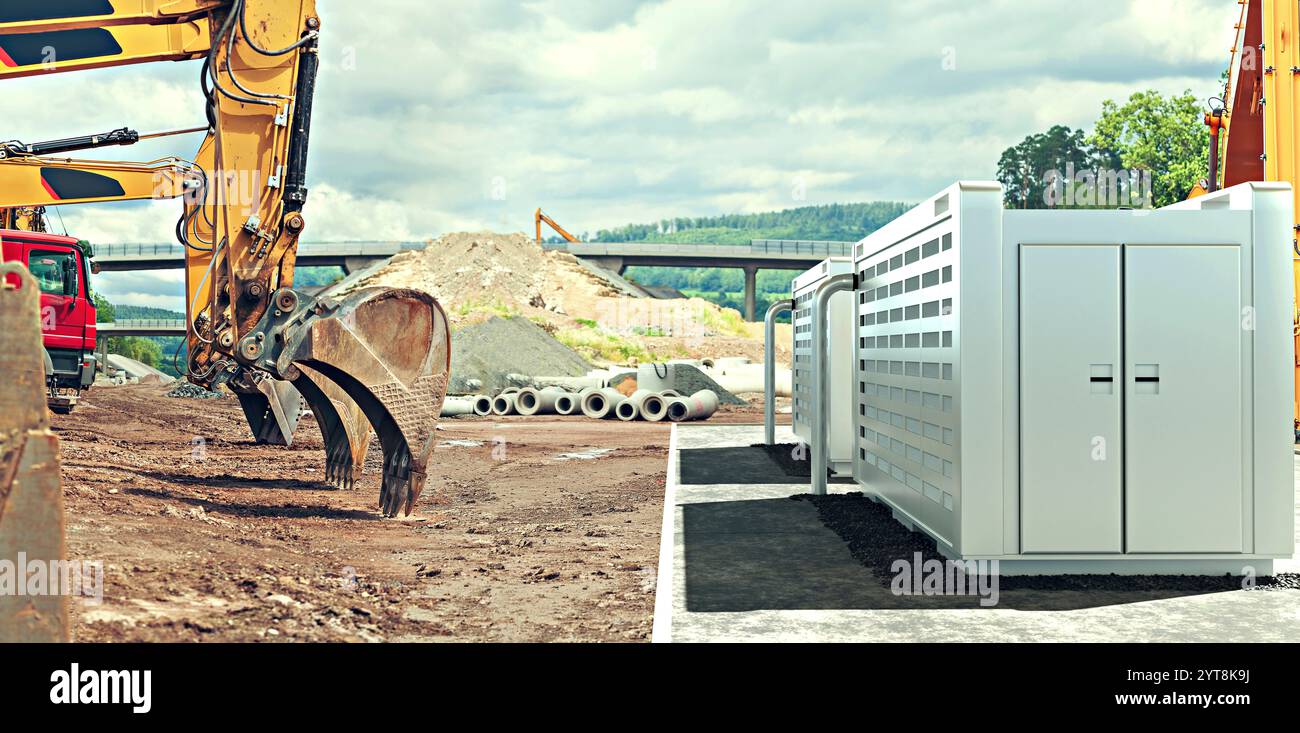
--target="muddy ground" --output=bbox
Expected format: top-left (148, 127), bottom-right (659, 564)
top-left (52, 384), bottom-right (776, 642)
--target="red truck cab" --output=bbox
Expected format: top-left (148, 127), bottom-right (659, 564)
top-left (1, 229), bottom-right (98, 413)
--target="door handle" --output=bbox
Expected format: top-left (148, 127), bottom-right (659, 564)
top-left (1090, 364), bottom-right (1114, 394)
top-left (1135, 363), bottom-right (1160, 394)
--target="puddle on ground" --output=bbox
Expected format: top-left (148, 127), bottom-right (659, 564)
top-left (554, 447), bottom-right (614, 461)
top-left (439, 440), bottom-right (484, 448)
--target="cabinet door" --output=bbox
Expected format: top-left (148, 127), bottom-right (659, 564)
top-left (1020, 245), bottom-right (1123, 553)
top-left (1125, 245), bottom-right (1242, 553)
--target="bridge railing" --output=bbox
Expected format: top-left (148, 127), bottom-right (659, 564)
top-left (97, 318), bottom-right (187, 329)
top-left (554, 239), bottom-right (856, 258)
top-left (94, 241), bottom-right (426, 259)
top-left (749, 239), bottom-right (854, 256)
top-left (96, 243), bottom-right (185, 258)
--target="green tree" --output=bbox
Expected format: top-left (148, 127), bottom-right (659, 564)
top-left (93, 293), bottom-right (115, 322)
top-left (114, 337), bottom-right (163, 367)
top-left (1088, 89), bottom-right (1207, 207)
top-left (996, 125), bottom-right (1096, 209)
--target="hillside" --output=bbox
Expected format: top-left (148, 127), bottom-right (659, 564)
top-left (592, 201), bottom-right (911, 243)
top-left (587, 200), bottom-right (913, 316)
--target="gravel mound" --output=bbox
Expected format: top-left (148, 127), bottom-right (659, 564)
top-left (336, 231), bottom-right (621, 324)
top-left (449, 316), bottom-right (592, 394)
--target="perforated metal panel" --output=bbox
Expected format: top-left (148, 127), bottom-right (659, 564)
top-left (852, 186), bottom-right (976, 549)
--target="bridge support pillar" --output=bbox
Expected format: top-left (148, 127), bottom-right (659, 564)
top-left (742, 265), bottom-right (758, 322)
top-left (589, 257), bottom-right (626, 275)
top-left (342, 256), bottom-right (385, 275)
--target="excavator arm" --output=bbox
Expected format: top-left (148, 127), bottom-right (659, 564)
top-left (0, 126), bottom-right (374, 481)
top-left (1206, 0), bottom-right (1300, 433)
top-left (0, 1), bottom-right (449, 516)
top-left (0, 155), bottom-right (201, 206)
top-left (535, 207), bottom-right (580, 244)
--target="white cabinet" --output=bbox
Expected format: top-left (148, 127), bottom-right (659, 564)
top-left (850, 180), bottom-right (1293, 573)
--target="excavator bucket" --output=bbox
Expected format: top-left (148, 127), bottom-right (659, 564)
top-left (0, 263), bottom-right (68, 642)
top-left (244, 286), bottom-right (449, 517)
top-left (232, 374), bottom-right (303, 446)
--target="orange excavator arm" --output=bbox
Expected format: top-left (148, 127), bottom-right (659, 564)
top-left (535, 207), bottom-right (581, 243)
top-left (1205, 0), bottom-right (1300, 433)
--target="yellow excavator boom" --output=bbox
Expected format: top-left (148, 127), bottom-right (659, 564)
top-left (0, 0), bottom-right (449, 516)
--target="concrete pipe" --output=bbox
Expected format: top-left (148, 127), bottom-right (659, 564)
top-left (628, 389), bottom-right (669, 422)
top-left (532, 376), bottom-right (605, 392)
top-left (559, 386), bottom-right (597, 415)
top-left (441, 397), bottom-right (476, 417)
top-left (491, 393), bottom-right (517, 416)
top-left (471, 395), bottom-right (493, 416)
top-left (665, 389), bottom-right (720, 422)
top-left (581, 387), bottom-right (626, 419)
top-left (516, 386), bottom-right (565, 416)
top-left (499, 387), bottom-right (521, 396)
top-left (614, 399), bottom-right (641, 421)
top-left (554, 392), bottom-right (579, 415)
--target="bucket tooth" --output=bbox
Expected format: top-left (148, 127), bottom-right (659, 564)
top-left (293, 365), bottom-right (370, 490)
top-left (232, 373), bottom-right (303, 445)
top-left (263, 287), bottom-right (449, 517)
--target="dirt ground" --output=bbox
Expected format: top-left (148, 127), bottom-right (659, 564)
top-left (52, 383), bottom-right (778, 642)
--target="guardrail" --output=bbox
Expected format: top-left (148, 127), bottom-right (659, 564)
top-left (545, 239), bottom-right (855, 258)
top-left (94, 241), bottom-right (427, 259)
top-left (96, 319), bottom-right (187, 336)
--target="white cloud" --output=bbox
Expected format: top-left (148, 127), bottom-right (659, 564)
top-left (1, 0), bottom-right (1239, 311)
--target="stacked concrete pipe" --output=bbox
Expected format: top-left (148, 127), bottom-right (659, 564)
top-left (491, 392), bottom-right (517, 415)
top-left (515, 386), bottom-right (565, 416)
top-left (665, 389), bottom-right (720, 422)
top-left (621, 389), bottom-right (669, 422)
top-left (471, 395), bottom-right (493, 416)
top-left (581, 387), bottom-right (626, 419)
top-left (555, 386), bottom-right (594, 416)
top-left (440, 397), bottom-right (477, 417)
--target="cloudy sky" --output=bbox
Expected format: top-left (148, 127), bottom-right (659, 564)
top-left (3, 0), bottom-right (1234, 310)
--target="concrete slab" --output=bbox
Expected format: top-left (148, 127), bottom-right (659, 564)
top-left (654, 423), bottom-right (1300, 643)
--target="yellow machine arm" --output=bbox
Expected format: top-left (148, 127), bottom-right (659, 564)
top-left (0, 125), bottom-right (204, 229)
top-left (0, 1), bottom-right (449, 517)
top-left (0, 155), bottom-right (201, 207)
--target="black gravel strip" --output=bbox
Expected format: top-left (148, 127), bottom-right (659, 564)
top-left (795, 492), bottom-right (1300, 592)
top-left (750, 443), bottom-right (855, 483)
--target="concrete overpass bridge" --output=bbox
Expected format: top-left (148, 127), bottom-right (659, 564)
top-left (93, 242), bottom-right (427, 274)
top-left (93, 238), bottom-right (856, 320)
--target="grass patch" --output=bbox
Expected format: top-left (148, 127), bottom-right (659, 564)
top-left (556, 327), bottom-right (664, 365)
top-left (452, 297), bottom-right (517, 321)
top-left (697, 302), bottom-right (749, 337)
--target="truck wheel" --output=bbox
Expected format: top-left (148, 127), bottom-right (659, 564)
top-left (48, 404), bottom-right (74, 415)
